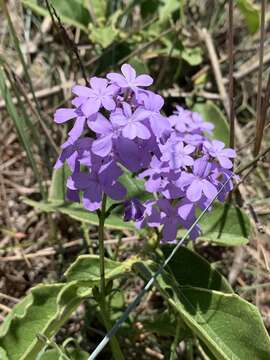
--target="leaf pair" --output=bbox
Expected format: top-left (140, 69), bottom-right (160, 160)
top-left (1, 249), bottom-right (270, 359)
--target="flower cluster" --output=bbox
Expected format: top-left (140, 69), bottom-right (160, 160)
top-left (54, 64), bottom-right (236, 243)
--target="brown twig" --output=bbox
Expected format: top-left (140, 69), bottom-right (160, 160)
top-left (228, 0), bottom-right (235, 152)
top-left (253, 0), bottom-right (266, 156)
top-left (236, 144), bottom-right (270, 175)
top-left (45, 0), bottom-right (88, 84)
top-left (199, 28), bottom-right (245, 147)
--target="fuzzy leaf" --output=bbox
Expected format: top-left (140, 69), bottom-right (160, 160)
top-left (199, 203), bottom-right (250, 246)
top-left (23, 198), bottom-right (135, 230)
top-left (162, 245), bottom-right (233, 293)
top-left (22, 0), bottom-right (90, 32)
top-left (65, 255), bottom-right (140, 282)
top-left (236, 0), bottom-right (260, 34)
top-left (193, 101), bottom-right (229, 146)
top-left (135, 263), bottom-right (270, 360)
top-left (0, 282), bottom-right (92, 360)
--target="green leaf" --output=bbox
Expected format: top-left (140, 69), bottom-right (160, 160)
top-left (40, 348), bottom-right (88, 360)
top-left (236, 0), bottom-right (260, 34)
top-left (49, 165), bottom-right (70, 202)
top-left (0, 348), bottom-right (8, 360)
top-left (0, 282), bottom-right (91, 360)
top-left (162, 246), bottom-right (233, 293)
top-left (21, 0), bottom-right (90, 32)
top-left (142, 311), bottom-right (189, 338)
top-left (198, 203), bottom-right (250, 246)
top-left (89, 0), bottom-right (107, 24)
top-left (193, 101), bottom-right (229, 146)
top-left (89, 24), bottom-right (118, 48)
top-left (23, 198), bottom-right (135, 230)
top-left (118, 170), bottom-right (148, 200)
top-left (182, 47), bottom-right (203, 66)
top-left (135, 263), bottom-right (270, 360)
top-left (65, 255), bottom-right (139, 283)
top-left (158, 0), bottom-right (180, 23)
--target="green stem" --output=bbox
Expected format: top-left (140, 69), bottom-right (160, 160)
top-left (170, 318), bottom-right (181, 360)
top-left (98, 194), bottom-right (124, 360)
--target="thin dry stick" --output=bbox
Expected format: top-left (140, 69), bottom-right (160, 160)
top-left (45, 0), bottom-right (88, 84)
top-left (253, 0), bottom-right (266, 156)
top-left (199, 28), bottom-right (245, 147)
top-left (255, 73), bottom-right (270, 155)
top-left (228, 0), bottom-right (235, 152)
top-left (236, 144), bottom-right (270, 175)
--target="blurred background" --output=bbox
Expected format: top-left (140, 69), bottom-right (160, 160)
top-left (0, 0), bottom-right (270, 358)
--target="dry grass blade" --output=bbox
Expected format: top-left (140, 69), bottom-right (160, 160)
top-left (253, 0), bottom-right (266, 157)
top-left (1, 0), bottom-right (43, 118)
top-left (0, 66), bottom-right (45, 197)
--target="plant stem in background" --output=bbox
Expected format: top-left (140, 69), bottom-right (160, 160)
top-left (253, 0), bottom-right (266, 156)
top-left (98, 194), bottom-right (107, 298)
top-left (98, 194), bottom-right (124, 360)
top-left (228, 0), bottom-right (235, 154)
top-left (170, 318), bottom-right (181, 360)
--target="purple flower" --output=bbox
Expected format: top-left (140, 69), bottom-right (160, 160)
top-left (157, 199), bottom-right (181, 243)
top-left (135, 200), bottom-right (161, 229)
top-left (204, 140), bottom-right (236, 169)
top-left (107, 64), bottom-right (153, 92)
top-left (111, 102), bottom-right (151, 140)
top-left (141, 92), bottom-right (171, 137)
top-left (88, 114), bottom-right (122, 157)
top-left (54, 137), bottom-right (93, 171)
top-left (124, 199), bottom-right (146, 222)
top-left (177, 157), bottom-right (218, 202)
top-left (68, 160), bottom-right (126, 211)
top-left (161, 141), bottom-right (195, 170)
top-left (72, 77), bottom-right (117, 117)
top-left (54, 107), bottom-right (86, 140)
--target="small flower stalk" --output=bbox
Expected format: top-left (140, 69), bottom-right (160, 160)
top-left (54, 64), bottom-right (236, 244)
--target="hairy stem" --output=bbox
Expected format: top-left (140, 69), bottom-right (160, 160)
top-left (98, 194), bottom-right (124, 360)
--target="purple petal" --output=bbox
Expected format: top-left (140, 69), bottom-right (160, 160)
top-left (186, 179), bottom-right (203, 202)
top-left (83, 185), bottom-right (102, 211)
top-left (202, 180), bottom-right (218, 200)
top-left (72, 96), bottom-right (87, 107)
top-left (134, 74), bottom-right (153, 87)
top-left (72, 172), bottom-right (92, 189)
top-left (92, 135), bottom-right (113, 157)
top-left (184, 144), bottom-right (195, 154)
top-left (134, 122), bottom-right (151, 139)
top-left (178, 202), bottom-right (194, 220)
top-left (221, 148), bottom-right (236, 158)
top-left (88, 114), bottom-right (112, 134)
top-left (132, 107), bottom-right (150, 122)
top-left (122, 123), bottom-right (138, 139)
top-left (121, 63), bottom-right (136, 82)
top-left (90, 77), bottom-right (108, 91)
top-left (81, 98), bottom-right (101, 116)
top-left (102, 96), bottom-right (116, 111)
top-left (54, 108), bottom-right (77, 124)
top-left (217, 155), bottom-right (233, 169)
top-left (162, 220), bottom-right (178, 242)
top-left (72, 85), bottom-right (94, 98)
top-left (212, 140), bottom-right (224, 151)
top-left (123, 102), bottom-right (132, 118)
top-left (107, 73), bottom-right (127, 87)
top-left (68, 117), bottom-right (86, 140)
top-left (105, 182), bottom-right (126, 200)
